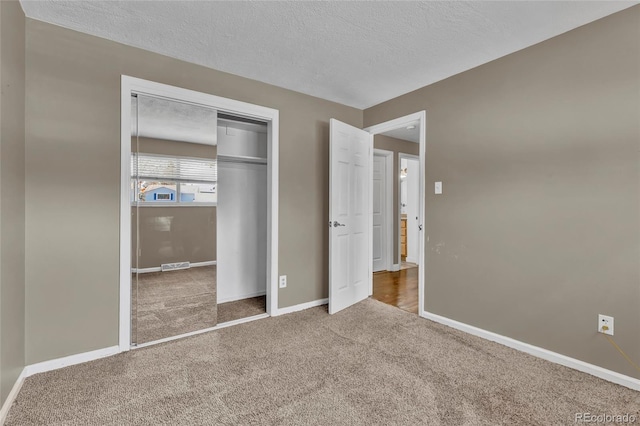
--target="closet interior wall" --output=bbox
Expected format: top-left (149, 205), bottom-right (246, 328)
top-left (216, 117), bottom-right (268, 304)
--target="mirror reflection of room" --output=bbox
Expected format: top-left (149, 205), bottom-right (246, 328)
top-left (130, 94), bottom-right (267, 346)
top-left (371, 123), bottom-right (420, 314)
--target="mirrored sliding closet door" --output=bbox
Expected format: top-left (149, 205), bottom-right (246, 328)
top-left (129, 94), bottom-right (269, 346)
top-left (131, 94), bottom-right (218, 345)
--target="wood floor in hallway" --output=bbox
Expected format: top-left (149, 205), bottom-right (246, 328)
top-left (372, 264), bottom-right (419, 314)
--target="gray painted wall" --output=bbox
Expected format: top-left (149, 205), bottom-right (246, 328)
top-left (24, 18), bottom-right (361, 364)
top-left (132, 207), bottom-right (217, 269)
top-left (373, 135), bottom-right (419, 264)
top-left (0, 0), bottom-right (26, 405)
top-left (364, 6), bottom-right (640, 378)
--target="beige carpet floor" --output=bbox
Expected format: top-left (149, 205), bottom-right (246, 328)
top-left (218, 296), bottom-right (266, 324)
top-left (7, 299), bottom-right (640, 425)
top-left (133, 266), bottom-right (217, 344)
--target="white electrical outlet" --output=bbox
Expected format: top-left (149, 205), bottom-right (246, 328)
top-left (279, 275), bottom-right (287, 288)
top-left (598, 314), bottom-right (614, 335)
top-left (435, 181), bottom-right (442, 195)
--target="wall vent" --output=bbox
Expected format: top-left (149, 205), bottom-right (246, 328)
top-left (161, 262), bottom-right (190, 272)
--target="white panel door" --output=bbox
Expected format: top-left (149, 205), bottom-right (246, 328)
top-left (329, 119), bottom-right (371, 314)
top-left (372, 155), bottom-right (387, 272)
top-left (406, 158), bottom-right (420, 264)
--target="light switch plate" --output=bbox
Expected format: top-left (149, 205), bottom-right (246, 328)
top-left (435, 182), bottom-right (442, 195)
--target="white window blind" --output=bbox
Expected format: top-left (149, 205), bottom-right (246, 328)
top-left (132, 153), bottom-right (217, 183)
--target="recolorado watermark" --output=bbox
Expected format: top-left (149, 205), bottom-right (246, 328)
top-left (575, 413), bottom-right (637, 423)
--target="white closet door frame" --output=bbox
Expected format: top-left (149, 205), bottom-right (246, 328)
top-left (120, 76), bottom-right (279, 352)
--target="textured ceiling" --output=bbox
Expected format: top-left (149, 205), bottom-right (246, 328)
top-left (21, 1), bottom-right (637, 109)
top-left (133, 95), bottom-right (218, 145)
top-left (381, 119), bottom-right (421, 143)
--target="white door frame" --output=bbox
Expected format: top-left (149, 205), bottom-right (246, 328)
top-left (120, 76), bottom-right (279, 351)
top-left (399, 153), bottom-right (420, 265)
top-left (364, 111), bottom-right (426, 312)
top-left (372, 149), bottom-right (394, 277)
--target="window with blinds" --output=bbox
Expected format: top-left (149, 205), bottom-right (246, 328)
top-left (131, 153), bottom-right (217, 205)
top-left (131, 153), bottom-right (217, 183)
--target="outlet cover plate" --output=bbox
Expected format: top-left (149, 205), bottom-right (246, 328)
top-left (598, 314), bottom-right (614, 335)
top-left (279, 275), bottom-right (287, 288)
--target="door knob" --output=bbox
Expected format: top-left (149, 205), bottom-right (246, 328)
top-left (333, 221), bottom-right (346, 227)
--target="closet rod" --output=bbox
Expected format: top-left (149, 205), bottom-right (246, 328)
top-left (217, 154), bottom-right (267, 165)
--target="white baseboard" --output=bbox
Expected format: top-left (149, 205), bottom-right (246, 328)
top-left (23, 346), bottom-right (121, 378)
top-left (217, 290), bottom-right (266, 304)
top-left (275, 298), bottom-right (328, 316)
top-left (390, 263), bottom-right (400, 272)
top-left (0, 368), bottom-right (26, 425)
top-left (420, 310), bottom-right (640, 391)
top-left (133, 260), bottom-right (216, 274)
top-left (405, 256), bottom-right (417, 264)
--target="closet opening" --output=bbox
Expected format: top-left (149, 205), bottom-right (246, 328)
top-left (121, 76), bottom-right (279, 350)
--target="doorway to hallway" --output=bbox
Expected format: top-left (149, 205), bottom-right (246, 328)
top-left (373, 154), bottom-right (419, 314)
top-left (327, 111), bottom-right (425, 316)
top-left (367, 117), bottom-right (423, 315)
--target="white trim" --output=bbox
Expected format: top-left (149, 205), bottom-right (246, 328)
top-left (420, 310), bottom-right (640, 392)
top-left (267, 111), bottom-right (279, 318)
top-left (372, 149), bottom-right (394, 286)
top-left (390, 263), bottom-right (400, 272)
top-left (275, 298), bottom-right (328, 316)
top-left (365, 111), bottom-right (426, 315)
top-left (121, 76), bottom-right (279, 350)
top-left (120, 78), bottom-right (132, 351)
top-left (368, 131), bottom-right (374, 308)
top-left (217, 290), bottom-right (266, 304)
top-left (0, 369), bottom-right (26, 425)
top-left (218, 313), bottom-right (269, 328)
top-left (23, 346), bottom-right (121, 377)
top-left (133, 313), bottom-right (269, 349)
top-left (132, 260), bottom-right (216, 274)
top-left (418, 111), bottom-right (426, 315)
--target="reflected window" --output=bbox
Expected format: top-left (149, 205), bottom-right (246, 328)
top-left (131, 153), bottom-right (216, 205)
